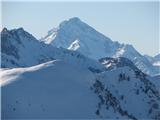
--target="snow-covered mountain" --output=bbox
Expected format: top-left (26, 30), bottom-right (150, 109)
top-left (93, 66), bottom-right (160, 119)
top-left (154, 54), bottom-right (160, 62)
top-left (144, 54), bottom-right (160, 67)
top-left (1, 27), bottom-right (106, 72)
top-left (41, 17), bottom-right (159, 76)
top-left (1, 58), bottom-right (160, 119)
top-left (1, 19), bottom-right (160, 119)
top-left (1, 27), bottom-right (54, 68)
top-left (99, 57), bottom-right (141, 72)
top-left (41, 17), bottom-right (120, 59)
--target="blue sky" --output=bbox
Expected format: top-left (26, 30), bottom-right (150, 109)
top-left (1, 1), bottom-right (159, 56)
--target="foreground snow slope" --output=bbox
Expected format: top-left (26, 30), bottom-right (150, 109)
top-left (41, 17), bottom-right (159, 76)
top-left (1, 59), bottom-right (160, 119)
top-left (1, 60), bottom-right (129, 119)
top-left (94, 67), bottom-right (160, 119)
top-left (1, 60), bottom-right (99, 119)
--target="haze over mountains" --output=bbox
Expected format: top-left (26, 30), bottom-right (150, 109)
top-left (1, 17), bottom-right (160, 119)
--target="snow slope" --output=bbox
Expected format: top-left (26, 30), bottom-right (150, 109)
top-left (94, 66), bottom-right (160, 119)
top-left (1, 59), bottom-right (160, 119)
top-left (1, 60), bottom-right (126, 119)
top-left (41, 17), bottom-right (159, 76)
top-left (1, 60), bottom-right (99, 119)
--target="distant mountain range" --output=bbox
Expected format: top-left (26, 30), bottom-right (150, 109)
top-left (144, 54), bottom-right (160, 67)
top-left (1, 17), bottom-right (159, 76)
top-left (1, 17), bottom-right (160, 119)
top-left (41, 17), bottom-right (160, 76)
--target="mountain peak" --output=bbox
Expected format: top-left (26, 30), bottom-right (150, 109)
top-left (16, 27), bottom-right (25, 32)
top-left (59, 17), bottom-right (83, 28)
top-left (1, 27), bottom-right (8, 33)
top-left (10, 27), bottom-right (25, 33)
top-left (68, 17), bottom-right (81, 22)
top-left (154, 54), bottom-right (160, 59)
top-left (11, 27), bottom-right (37, 40)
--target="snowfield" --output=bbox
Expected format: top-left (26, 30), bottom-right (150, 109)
top-left (1, 60), bottom-right (99, 119)
top-left (1, 59), bottom-right (160, 119)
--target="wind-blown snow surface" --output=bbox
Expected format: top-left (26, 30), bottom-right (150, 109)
top-left (41, 17), bottom-right (159, 76)
top-left (1, 60), bottom-right (99, 119)
top-left (1, 59), bottom-right (160, 119)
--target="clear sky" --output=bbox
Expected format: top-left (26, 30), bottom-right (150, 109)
top-left (1, 0), bottom-right (159, 56)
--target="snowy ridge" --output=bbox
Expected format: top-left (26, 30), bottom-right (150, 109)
top-left (68, 39), bottom-right (80, 50)
top-left (93, 66), bottom-right (160, 119)
top-left (1, 27), bottom-right (53, 67)
top-left (0, 60), bottom-right (57, 86)
top-left (99, 57), bottom-right (140, 72)
top-left (144, 54), bottom-right (160, 67)
top-left (40, 28), bottom-right (58, 44)
top-left (42, 17), bottom-right (116, 59)
top-left (41, 17), bottom-right (159, 76)
top-left (1, 27), bottom-right (106, 73)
